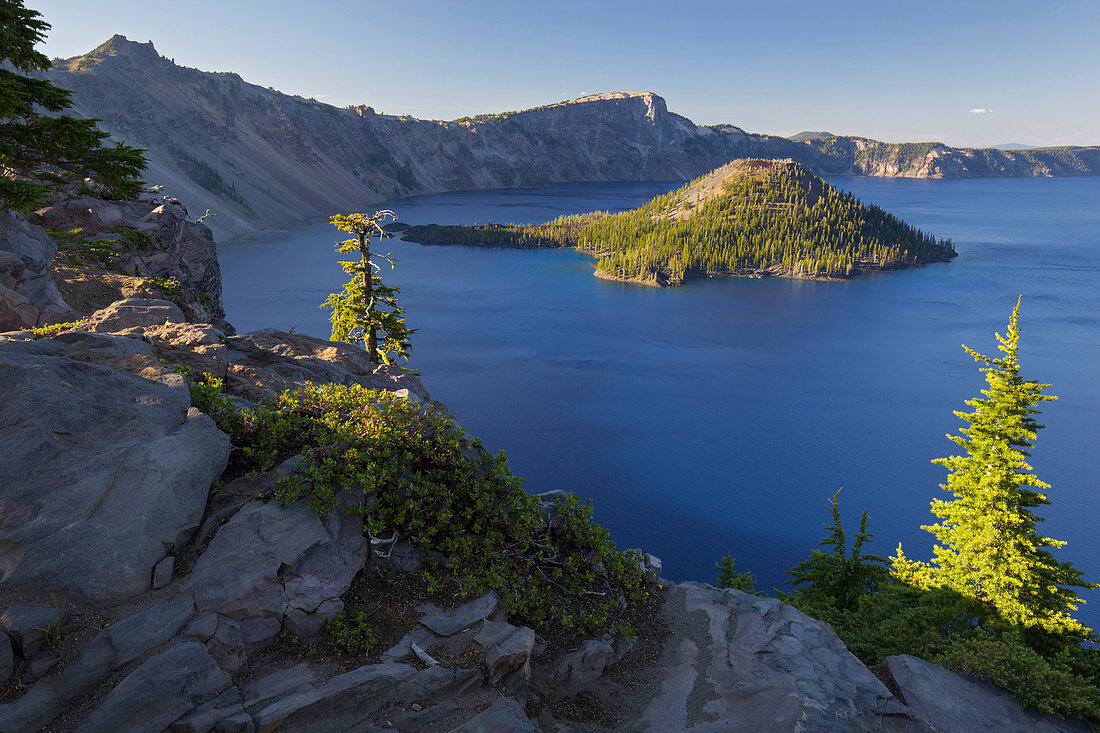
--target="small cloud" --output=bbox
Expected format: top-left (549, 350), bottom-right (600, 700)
top-left (970, 108), bottom-right (991, 114)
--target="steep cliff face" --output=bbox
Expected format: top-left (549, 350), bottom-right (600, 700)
top-left (803, 136), bottom-right (1100, 178)
top-left (48, 36), bottom-right (1100, 240)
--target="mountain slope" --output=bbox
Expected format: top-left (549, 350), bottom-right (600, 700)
top-left (47, 36), bottom-right (1100, 240)
top-left (403, 159), bottom-right (957, 285)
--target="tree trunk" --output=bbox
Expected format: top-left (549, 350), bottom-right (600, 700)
top-left (359, 231), bottom-right (378, 363)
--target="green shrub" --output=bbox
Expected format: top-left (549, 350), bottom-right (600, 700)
top-left (180, 370), bottom-right (242, 434)
top-left (50, 227), bottom-right (118, 267)
top-left (30, 321), bottom-right (81, 337)
top-left (50, 225), bottom-right (155, 269)
top-left (184, 376), bottom-right (650, 635)
top-left (325, 610), bottom-right (379, 655)
top-left (935, 632), bottom-right (1100, 724)
top-left (145, 276), bottom-right (183, 295)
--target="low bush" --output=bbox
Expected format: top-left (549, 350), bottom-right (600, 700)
top-left (935, 632), bottom-right (1100, 722)
top-left (186, 374), bottom-right (650, 635)
top-left (325, 610), bottom-right (379, 655)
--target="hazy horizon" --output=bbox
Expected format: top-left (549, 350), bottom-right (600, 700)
top-left (32, 0), bottom-right (1100, 149)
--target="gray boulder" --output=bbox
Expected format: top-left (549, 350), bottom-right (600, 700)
top-left (449, 698), bottom-right (538, 733)
top-left (0, 208), bottom-right (56, 272)
top-left (0, 209), bottom-right (75, 328)
top-left (142, 320), bottom-right (228, 379)
top-left (84, 297), bottom-right (184, 332)
top-left (885, 654), bottom-right (1092, 732)
top-left (485, 626), bottom-right (536, 685)
top-left (186, 492), bottom-right (367, 656)
top-left (184, 613), bottom-right (247, 675)
top-left (76, 641), bottom-right (232, 733)
top-left (252, 662), bottom-right (480, 732)
top-left (13, 271), bottom-right (75, 326)
top-left (417, 591), bottom-right (502, 637)
top-left (3, 328), bottom-right (158, 370)
top-left (551, 639), bottom-right (619, 694)
top-left (379, 539), bottom-right (428, 574)
top-left (0, 599), bottom-right (195, 732)
top-left (632, 582), bottom-right (918, 732)
top-left (0, 284), bottom-right (38, 331)
top-left (0, 349), bottom-right (229, 603)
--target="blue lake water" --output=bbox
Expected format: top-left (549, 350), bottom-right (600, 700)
top-left (219, 176), bottom-right (1100, 627)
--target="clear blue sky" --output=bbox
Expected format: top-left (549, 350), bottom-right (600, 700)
top-left (32, 0), bottom-right (1100, 147)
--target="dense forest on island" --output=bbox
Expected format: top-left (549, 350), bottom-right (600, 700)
top-left (403, 159), bottom-right (957, 286)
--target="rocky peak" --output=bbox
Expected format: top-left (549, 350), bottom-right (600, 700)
top-left (669, 158), bottom-right (803, 210)
top-left (557, 91), bottom-right (669, 122)
top-left (57, 34), bottom-right (166, 74)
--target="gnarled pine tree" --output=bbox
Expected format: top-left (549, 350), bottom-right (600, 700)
top-left (894, 297), bottom-right (1095, 637)
top-left (322, 211), bottom-right (414, 366)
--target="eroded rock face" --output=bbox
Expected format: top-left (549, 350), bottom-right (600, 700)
top-left (633, 582), bottom-right (918, 732)
top-left (84, 296), bottom-right (185, 331)
top-left (75, 641), bottom-right (233, 733)
top-left (885, 654), bottom-right (1092, 733)
top-left (186, 492), bottom-right (368, 657)
top-left (0, 345), bottom-right (230, 604)
top-left (0, 209), bottom-right (76, 329)
top-left (31, 194), bottom-right (229, 328)
top-left (45, 36), bottom-right (1100, 243)
top-left (0, 599), bottom-right (196, 731)
top-left (223, 328), bottom-right (432, 404)
top-left (0, 209), bottom-right (56, 272)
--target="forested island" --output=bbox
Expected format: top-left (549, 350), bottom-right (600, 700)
top-left (402, 159), bottom-right (957, 286)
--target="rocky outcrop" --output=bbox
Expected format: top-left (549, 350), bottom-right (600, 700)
top-left (0, 335), bottom-right (229, 605)
top-left (45, 36), bottom-right (1100, 241)
top-left (0, 300), bottom-right (1091, 731)
top-left (884, 654), bottom-right (1092, 732)
top-left (185, 491), bottom-right (368, 655)
top-left (222, 328), bottom-right (431, 405)
top-left (83, 296), bottom-right (184, 331)
top-left (621, 582), bottom-right (917, 731)
top-left (0, 600), bottom-right (197, 731)
top-left (77, 641), bottom-right (233, 733)
top-left (31, 193), bottom-right (229, 328)
top-left (0, 208), bottom-right (77, 329)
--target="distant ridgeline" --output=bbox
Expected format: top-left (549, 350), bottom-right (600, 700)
top-left (402, 159), bottom-right (957, 286)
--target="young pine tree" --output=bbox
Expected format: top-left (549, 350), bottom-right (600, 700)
top-left (894, 297), bottom-right (1095, 637)
top-left (715, 553), bottom-right (756, 593)
top-left (322, 212), bottom-right (414, 366)
top-left (785, 490), bottom-right (888, 612)
top-left (0, 0), bottom-right (146, 209)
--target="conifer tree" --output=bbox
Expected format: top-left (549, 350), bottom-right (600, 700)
top-left (0, 0), bottom-right (146, 209)
top-left (894, 298), bottom-right (1095, 637)
top-left (786, 490), bottom-right (888, 612)
top-left (322, 211), bottom-right (414, 366)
